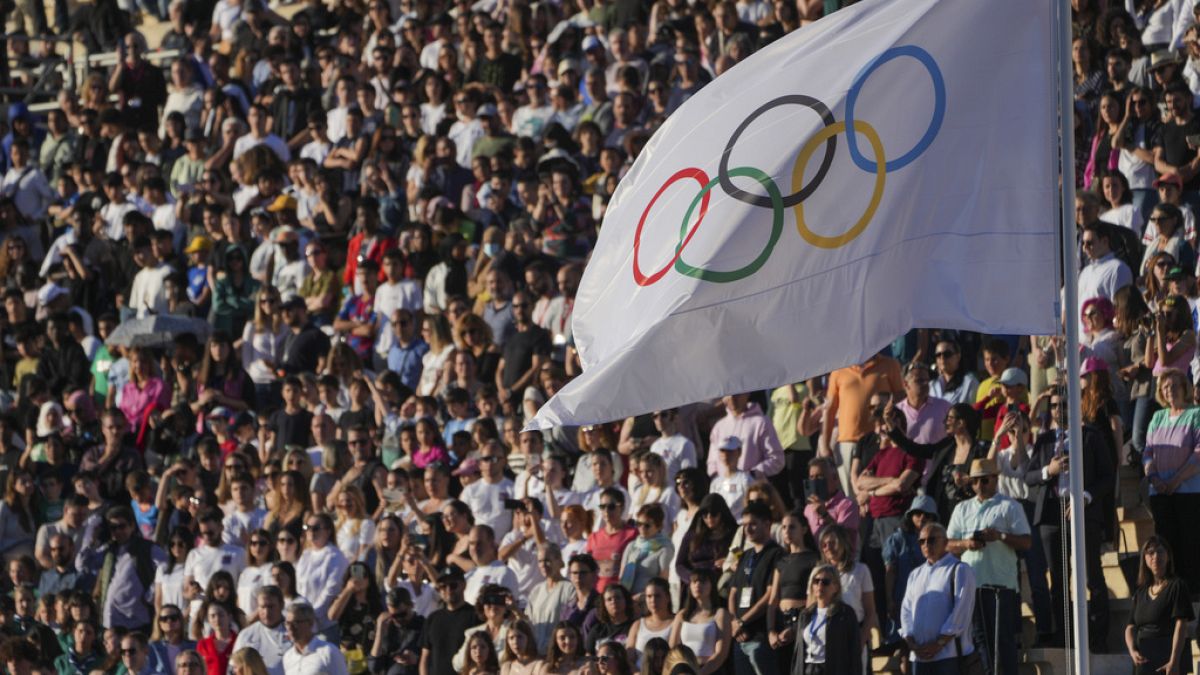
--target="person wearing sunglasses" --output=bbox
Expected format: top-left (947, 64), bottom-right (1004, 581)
top-left (899, 523), bottom-right (977, 674)
top-left (795, 564), bottom-right (861, 675)
top-left (946, 458), bottom-right (1031, 675)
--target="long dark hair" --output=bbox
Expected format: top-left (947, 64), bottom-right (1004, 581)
top-left (681, 568), bottom-right (721, 620)
top-left (165, 526), bottom-right (194, 573)
top-left (422, 512), bottom-right (456, 568)
top-left (687, 494), bottom-right (736, 557)
top-left (1137, 535), bottom-right (1177, 588)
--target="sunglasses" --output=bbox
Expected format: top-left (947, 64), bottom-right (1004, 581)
top-left (636, 520), bottom-right (655, 528)
top-left (970, 476), bottom-right (992, 485)
top-left (811, 578), bottom-right (833, 587)
top-left (159, 614), bottom-right (182, 622)
top-left (599, 503), bottom-right (620, 511)
top-left (934, 351), bottom-right (956, 358)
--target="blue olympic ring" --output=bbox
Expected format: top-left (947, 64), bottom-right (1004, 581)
top-left (843, 45), bottom-right (945, 173)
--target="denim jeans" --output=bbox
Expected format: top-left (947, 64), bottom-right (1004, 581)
top-left (733, 639), bottom-right (777, 675)
top-left (1131, 395), bottom-right (1156, 456)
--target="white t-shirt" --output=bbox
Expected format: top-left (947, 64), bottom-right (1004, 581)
top-left (510, 105), bottom-right (555, 140)
top-left (464, 560), bottom-right (520, 605)
top-left (649, 435), bottom-right (698, 482)
top-left (460, 478), bottom-right (516, 540)
top-left (222, 506), bottom-right (267, 546)
top-left (375, 280), bottom-right (423, 318)
top-left (233, 133), bottom-right (291, 162)
top-left (184, 543), bottom-right (248, 590)
top-left (712, 471), bottom-right (752, 520)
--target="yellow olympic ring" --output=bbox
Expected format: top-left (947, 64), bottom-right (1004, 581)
top-left (791, 119), bottom-right (886, 249)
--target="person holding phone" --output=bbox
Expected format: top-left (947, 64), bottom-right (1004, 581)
top-left (801, 457), bottom-right (859, 542)
top-left (329, 561), bottom-right (385, 654)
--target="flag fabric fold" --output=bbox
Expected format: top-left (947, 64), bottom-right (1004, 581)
top-left (530, 0), bottom-right (1059, 430)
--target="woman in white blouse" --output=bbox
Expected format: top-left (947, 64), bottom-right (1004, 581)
top-left (335, 485), bottom-right (377, 562)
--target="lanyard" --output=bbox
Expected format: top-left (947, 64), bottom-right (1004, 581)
top-left (806, 611), bottom-right (827, 644)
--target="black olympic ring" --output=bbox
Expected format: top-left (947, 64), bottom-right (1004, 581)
top-left (717, 94), bottom-right (837, 209)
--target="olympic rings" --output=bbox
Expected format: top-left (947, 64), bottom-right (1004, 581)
top-left (673, 166), bottom-right (785, 283)
top-left (843, 45), bottom-right (945, 172)
top-left (632, 167), bottom-right (712, 287)
top-left (718, 95), bottom-right (838, 208)
top-left (792, 120), bottom-right (886, 249)
top-left (629, 44), bottom-right (944, 286)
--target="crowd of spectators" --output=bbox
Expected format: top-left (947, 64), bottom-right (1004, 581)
top-left (0, 0), bottom-right (1199, 674)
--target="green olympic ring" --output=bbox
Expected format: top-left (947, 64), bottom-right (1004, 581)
top-left (672, 166), bottom-right (785, 283)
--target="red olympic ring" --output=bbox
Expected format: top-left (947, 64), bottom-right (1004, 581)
top-left (632, 167), bottom-right (712, 287)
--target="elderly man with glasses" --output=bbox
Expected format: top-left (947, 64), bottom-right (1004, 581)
top-left (283, 602), bottom-right (349, 674)
top-left (900, 522), bottom-right (977, 675)
top-left (946, 458), bottom-right (1032, 675)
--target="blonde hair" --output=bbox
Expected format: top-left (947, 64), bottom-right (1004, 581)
top-left (335, 484), bottom-right (369, 537)
top-left (252, 287), bottom-right (280, 332)
top-left (230, 647), bottom-right (269, 675)
top-left (1156, 369), bottom-right (1193, 408)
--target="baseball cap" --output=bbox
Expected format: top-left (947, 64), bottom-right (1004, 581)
top-left (184, 235), bottom-right (212, 254)
top-left (997, 368), bottom-right (1029, 388)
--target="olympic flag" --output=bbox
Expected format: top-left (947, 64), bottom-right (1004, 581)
top-left (528, 0), bottom-right (1059, 429)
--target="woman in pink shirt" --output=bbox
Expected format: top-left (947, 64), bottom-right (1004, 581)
top-left (119, 347), bottom-right (171, 445)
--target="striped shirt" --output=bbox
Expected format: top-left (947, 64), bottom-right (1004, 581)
top-left (1144, 406), bottom-right (1200, 495)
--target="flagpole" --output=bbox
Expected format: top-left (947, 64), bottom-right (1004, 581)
top-left (1055, 0), bottom-right (1091, 672)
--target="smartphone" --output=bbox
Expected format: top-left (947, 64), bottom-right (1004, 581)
top-left (504, 498), bottom-right (525, 511)
top-left (352, 566), bottom-right (366, 580)
top-left (803, 479), bottom-right (827, 502)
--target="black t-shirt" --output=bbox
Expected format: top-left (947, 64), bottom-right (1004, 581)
top-left (1130, 578), bottom-right (1193, 639)
top-left (776, 550), bottom-right (821, 603)
top-left (1154, 116), bottom-right (1200, 191)
top-left (420, 603), bottom-right (481, 675)
top-left (500, 325), bottom-right (551, 389)
top-left (280, 325), bottom-right (331, 375)
top-left (729, 540), bottom-right (784, 640)
top-left (472, 53), bottom-right (523, 92)
top-left (271, 408), bottom-right (312, 454)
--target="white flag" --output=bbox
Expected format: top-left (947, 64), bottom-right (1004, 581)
top-left (529, 0), bottom-right (1059, 430)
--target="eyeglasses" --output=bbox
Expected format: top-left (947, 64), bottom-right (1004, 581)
top-left (811, 578), bottom-right (833, 587)
top-left (934, 351), bottom-right (956, 359)
top-left (348, 439), bottom-right (370, 446)
top-left (304, 523), bottom-right (324, 532)
top-left (159, 613), bottom-right (182, 622)
top-left (1156, 260), bottom-right (1172, 267)
top-left (917, 536), bottom-right (943, 545)
top-left (635, 520), bottom-right (655, 529)
top-left (599, 502), bottom-right (620, 511)
top-left (250, 539), bottom-right (269, 547)
top-left (1132, 98), bottom-right (1149, 106)
top-left (479, 455), bottom-right (501, 463)
top-left (511, 303), bottom-right (530, 309)
top-left (120, 648), bottom-right (139, 656)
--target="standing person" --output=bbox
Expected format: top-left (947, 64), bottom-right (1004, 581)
top-left (946, 458), bottom-right (1032, 675)
top-left (793, 564), bottom-right (862, 675)
top-left (928, 340), bottom-right (980, 405)
top-left (1126, 536), bottom-right (1193, 675)
top-left (96, 505), bottom-right (166, 631)
top-left (726, 501), bottom-right (784, 675)
top-left (420, 565), bottom-right (482, 675)
top-left (820, 354), bottom-right (904, 497)
top-left (231, 586), bottom-right (291, 675)
top-left (816, 526), bottom-right (876, 659)
top-left (282, 602), bottom-right (349, 674)
top-left (1142, 369), bottom-right (1200, 594)
top-left (668, 568), bottom-right (731, 675)
top-left (527, 543), bottom-right (574, 652)
top-left (899, 523), bottom-right (977, 675)
top-left (766, 510), bottom-right (821, 661)
top-left (895, 363), bottom-right (952, 446)
top-left (706, 394), bottom-right (785, 481)
top-left (295, 512), bottom-right (350, 640)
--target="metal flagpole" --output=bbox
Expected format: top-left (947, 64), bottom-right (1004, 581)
top-left (1055, 0), bottom-right (1092, 672)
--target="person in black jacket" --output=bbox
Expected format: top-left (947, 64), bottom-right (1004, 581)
top-left (279, 298), bottom-right (331, 376)
top-left (793, 563), bottom-right (861, 675)
top-left (35, 313), bottom-right (90, 397)
top-left (371, 586), bottom-right (424, 675)
top-left (1023, 386), bottom-right (1114, 650)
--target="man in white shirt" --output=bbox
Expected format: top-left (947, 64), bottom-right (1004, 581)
top-left (417, 14), bottom-right (454, 70)
top-left (448, 92), bottom-right (485, 168)
top-left (232, 586), bottom-right (292, 675)
top-left (463, 525), bottom-right (519, 605)
top-left (649, 408), bottom-right (698, 483)
top-left (184, 510), bottom-right (247, 600)
top-left (223, 472), bottom-right (267, 546)
top-left (497, 497), bottom-right (566, 599)
top-left (460, 440), bottom-right (516, 540)
top-left (2, 140), bottom-right (54, 222)
top-left (282, 602), bottom-right (349, 675)
top-left (234, 104), bottom-right (291, 162)
top-left (900, 523), bottom-right (976, 670)
top-left (1077, 220), bottom-right (1133, 333)
top-left (511, 74), bottom-right (555, 140)
top-left (295, 512), bottom-right (350, 632)
top-left (128, 236), bottom-right (172, 318)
